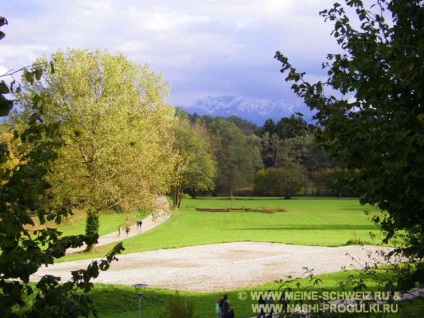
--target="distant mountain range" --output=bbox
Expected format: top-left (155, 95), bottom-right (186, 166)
top-left (180, 95), bottom-right (314, 126)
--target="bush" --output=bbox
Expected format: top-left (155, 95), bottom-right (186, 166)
top-left (158, 292), bottom-right (195, 318)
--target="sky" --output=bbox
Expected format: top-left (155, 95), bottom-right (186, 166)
top-left (1, 0), bottom-right (342, 107)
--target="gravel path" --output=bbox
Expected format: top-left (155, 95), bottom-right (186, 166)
top-left (66, 196), bottom-right (171, 254)
top-left (31, 196), bottom-right (395, 292)
top-left (32, 242), bottom-right (393, 292)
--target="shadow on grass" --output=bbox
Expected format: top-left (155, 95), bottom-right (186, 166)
top-left (229, 224), bottom-right (379, 231)
top-left (89, 284), bottom-right (229, 318)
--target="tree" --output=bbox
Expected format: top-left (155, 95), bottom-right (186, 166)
top-left (0, 20), bottom-right (123, 317)
top-left (15, 49), bottom-right (176, 250)
top-left (260, 119), bottom-right (279, 168)
top-left (225, 115), bottom-right (259, 136)
top-left (0, 124), bottom-right (21, 185)
top-left (171, 117), bottom-right (216, 208)
top-left (260, 115), bottom-right (309, 168)
top-left (208, 118), bottom-right (259, 196)
top-left (275, 0), bottom-right (424, 264)
top-left (254, 164), bottom-right (307, 199)
top-left (0, 17), bottom-right (13, 117)
top-left (275, 114), bottom-right (308, 140)
top-left (308, 167), bottom-right (361, 197)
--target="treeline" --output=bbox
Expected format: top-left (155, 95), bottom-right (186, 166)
top-left (0, 48), bottom-right (356, 222)
top-left (174, 109), bottom-right (358, 202)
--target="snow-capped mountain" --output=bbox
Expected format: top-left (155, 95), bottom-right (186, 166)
top-left (180, 95), bottom-right (312, 125)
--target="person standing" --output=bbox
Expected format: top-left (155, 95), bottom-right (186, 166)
top-left (215, 298), bottom-right (222, 318)
top-left (221, 300), bottom-right (235, 318)
top-left (219, 294), bottom-right (228, 312)
top-left (256, 295), bottom-right (265, 318)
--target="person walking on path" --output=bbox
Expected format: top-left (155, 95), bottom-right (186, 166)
top-left (137, 220), bottom-right (143, 230)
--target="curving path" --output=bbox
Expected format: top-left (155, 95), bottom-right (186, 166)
top-left (66, 196), bottom-right (171, 254)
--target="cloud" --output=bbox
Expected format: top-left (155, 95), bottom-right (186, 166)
top-left (1, 0), bottom-right (340, 106)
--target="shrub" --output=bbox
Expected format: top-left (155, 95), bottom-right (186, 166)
top-left (158, 292), bottom-right (195, 318)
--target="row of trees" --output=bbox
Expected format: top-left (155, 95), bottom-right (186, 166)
top-left (175, 113), bottom-right (353, 199)
top-left (1, 49), bottom-right (359, 258)
top-left (0, 48), bottom-right (379, 247)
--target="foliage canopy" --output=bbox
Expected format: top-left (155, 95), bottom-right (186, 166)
top-left (171, 116), bottom-right (216, 207)
top-left (15, 49), bottom-right (176, 249)
top-left (276, 0), bottom-right (424, 265)
top-left (0, 26), bottom-right (123, 316)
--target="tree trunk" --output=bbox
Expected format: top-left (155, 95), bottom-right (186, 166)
top-left (177, 195), bottom-right (182, 208)
top-left (173, 187), bottom-right (180, 208)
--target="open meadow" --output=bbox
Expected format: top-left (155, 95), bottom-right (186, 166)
top-left (61, 197), bottom-right (386, 262)
top-left (31, 198), bottom-right (424, 317)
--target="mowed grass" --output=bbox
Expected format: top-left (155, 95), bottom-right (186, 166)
top-left (86, 268), bottom-right (424, 318)
top-left (43, 198), bottom-right (418, 318)
top-left (32, 209), bottom-right (149, 237)
top-left (63, 197), bottom-right (386, 261)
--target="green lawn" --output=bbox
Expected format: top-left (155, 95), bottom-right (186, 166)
top-left (44, 198), bottom-right (417, 317)
top-left (87, 268), bottom-right (424, 318)
top-left (56, 209), bottom-right (149, 237)
top-left (63, 197), bottom-right (386, 261)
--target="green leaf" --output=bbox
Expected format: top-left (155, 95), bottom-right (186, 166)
top-left (0, 81), bottom-right (9, 94)
top-left (0, 94), bottom-right (13, 116)
top-left (24, 70), bottom-right (34, 84)
top-left (35, 68), bottom-right (43, 81)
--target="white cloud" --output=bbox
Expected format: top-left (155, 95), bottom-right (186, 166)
top-left (76, 0), bottom-right (112, 11)
top-left (1, 0), bottom-right (342, 105)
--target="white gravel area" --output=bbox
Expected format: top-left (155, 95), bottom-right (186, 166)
top-left (31, 242), bottom-right (393, 292)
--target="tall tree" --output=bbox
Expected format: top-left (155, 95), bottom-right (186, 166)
top-left (171, 117), bottom-right (216, 208)
top-left (208, 118), bottom-right (259, 196)
top-left (275, 114), bottom-right (308, 140)
top-left (260, 115), bottom-right (309, 168)
top-left (275, 0), bottom-right (424, 270)
top-left (16, 49), bottom-right (176, 250)
top-left (0, 124), bottom-right (21, 185)
top-left (0, 21), bottom-right (122, 316)
top-left (225, 115), bottom-right (259, 136)
top-left (254, 164), bottom-right (307, 199)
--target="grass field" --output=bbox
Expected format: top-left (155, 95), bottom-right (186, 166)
top-left (29, 209), bottom-right (149, 237)
top-left (48, 198), bottom-right (417, 317)
top-left (62, 197), bottom-right (387, 262)
top-left (86, 269), bottom-right (424, 318)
